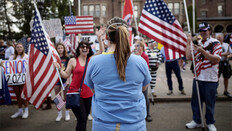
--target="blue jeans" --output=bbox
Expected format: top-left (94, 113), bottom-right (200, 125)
top-left (165, 60), bottom-right (183, 91)
top-left (191, 79), bottom-right (218, 124)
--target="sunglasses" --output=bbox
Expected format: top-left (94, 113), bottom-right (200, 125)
top-left (135, 45), bottom-right (140, 47)
top-left (79, 44), bottom-right (90, 49)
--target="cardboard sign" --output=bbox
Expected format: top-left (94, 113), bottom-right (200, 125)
top-left (1, 60), bottom-right (27, 85)
top-left (30, 19), bottom-right (63, 38)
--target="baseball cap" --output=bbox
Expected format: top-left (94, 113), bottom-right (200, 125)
top-left (198, 22), bottom-right (210, 32)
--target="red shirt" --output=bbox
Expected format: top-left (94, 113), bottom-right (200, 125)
top-left (141, 52), bottom-right (149, 68)
top-left (68, 58), bottom-right (93, 98)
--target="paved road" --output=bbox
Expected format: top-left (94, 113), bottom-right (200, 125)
top-left (0, 102), bottom-right (231, 131)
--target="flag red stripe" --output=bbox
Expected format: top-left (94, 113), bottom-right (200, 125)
top-left (65, 24), bottom-right (93, 27)
top-left (138, 27), bottom-right (185, 55)
top-left (66, 28), bottom-right (94, 31)
top-left (141, 13), bottom-right (187, 42)
top-left (76, 16), bottom-right (93, 18)
top-left (29, 45), bottom-right (35, 94)
top-left (66, 31), bottom-right (94, 34)
top-left (32, 67), bottom-right (56, 106)
top-left (33, 58), bottom-right (53, 90)
top-left (140, 15), bottom-right (186, 47)
top-left (32, 49), bottom-right (40, 64)
top-left (76, 20), bottom-right (93, 22)
top-left (34, 54), bottom-right (46, 77)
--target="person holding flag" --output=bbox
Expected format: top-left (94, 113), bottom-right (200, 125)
top-left (53, 26), bottom-right (105, 130)
top-left (185, 22), bottom-right (222, 131)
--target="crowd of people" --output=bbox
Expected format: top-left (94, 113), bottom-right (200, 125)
top-left (0, 17), bottom-right (232, 131)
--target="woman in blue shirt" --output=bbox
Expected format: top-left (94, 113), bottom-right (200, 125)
top-left (84, 17), bottom-right (151, 131)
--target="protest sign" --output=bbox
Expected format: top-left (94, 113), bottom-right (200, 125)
top-left (30, 18), bottom-right (63, 38)
top-left (1, 60), bottom-right (27, 85)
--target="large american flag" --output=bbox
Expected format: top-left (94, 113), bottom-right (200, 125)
top-left (21, 5), bottom-right (61, 109)
top-left (64, 16), bottom-right (94, 34)
top-left (138, 0), bottom-right (187, 60)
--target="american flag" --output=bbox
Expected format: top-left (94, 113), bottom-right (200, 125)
top-left (123, 0), bottom-right (134, 46)
top-left (8, 86), bottom-right (16, 100)
top-left (53, 94), bottom-right (66, 111)
top-left (70, 34), bottom-right (77, 55)
top-left (21, 5), bottom-right (61, 109)
top-left (64, 16), bottom-right (94, 34)
top-left (138, 0), bottom-right (187, 60)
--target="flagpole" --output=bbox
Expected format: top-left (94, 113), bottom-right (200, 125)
top-left (193, 0), bottom-right (195, 34)
top-left (131, 0), bottom-right (139, 36)
top-left (33, 1), bottom-right (65, 91)
top-left (78, 0), bottom-right (81, 16)
top-left (183, 0), bottom-right (205, 130)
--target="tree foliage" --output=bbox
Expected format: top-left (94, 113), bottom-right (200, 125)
top-left (0, 0), bottom-right (72, 40)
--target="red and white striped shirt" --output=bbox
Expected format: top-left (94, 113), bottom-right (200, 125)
top-left (194, 37), bottom-right (222, 82)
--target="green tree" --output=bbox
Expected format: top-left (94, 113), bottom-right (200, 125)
top-left (187, 5), bottom-right (197, 34)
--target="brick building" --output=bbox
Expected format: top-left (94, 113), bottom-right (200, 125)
top-left (73, 0), bottom-right (232, 33)
top-left (194, 0), bottom-right (232, 33)
top-left (74, 0), bottom-right (187, 31)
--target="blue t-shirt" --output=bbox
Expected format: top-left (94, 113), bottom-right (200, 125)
top-left (84, 54), bottom-right (151, 123)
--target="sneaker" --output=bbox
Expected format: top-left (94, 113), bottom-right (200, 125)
top-left (223, 91), bottom-right (232, 98)
top-left (152, 92), bottom-right (157, 97)
top-left (207, 124), bottom-right (217, 131)
top-left (167, 90), bottom-right (173, 95)
top-left (11, 111), bottom-right (23, 119)
top-left (65, 111), bottom-right (70, 121)
top-left (145, 115), bottom-right (152, 122)
top-left (180, 90), bottom-right (186, 95)
top-left (22, 111), bottom-right (29, 119)
top-left (88, 114), bottom-right (93, 121)
top-left (186, 120), bottom-right (202, 129)
top-left (56, 111), bottom-right (62, 121)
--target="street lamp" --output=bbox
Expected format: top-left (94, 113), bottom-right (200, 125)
top-left (37, 0), bottom-right (44, 19)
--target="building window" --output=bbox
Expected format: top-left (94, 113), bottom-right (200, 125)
top-left (134, 4), bottom-right (139, 18)
top-left (83, 5), bottom-right (88, 16)
top-left (201, 11), bottom-right (207, 17)
top-left (101, 5), bottom-right (106, 17)
top-left (218, 5), bottom-right (223, 16)
top-left (89, 5), bottom-right (94, 16)
top-left (168, 3), bottom-right (173, 13)
top-left (95, 5), bottom-right (100, 17)
top-left (201, 0), bottom-right (206, 5)
top-left (174, 3), bottom-right (180, 15)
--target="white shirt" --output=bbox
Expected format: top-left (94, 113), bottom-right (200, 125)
top-left (194, 37), bottom-right (222, 82)
top-left (5, 46), bottom-right (14, 60)
top-left (9, 54), bottom-right (28, 61)
top-left (221, 42), bottom-right (232, 61)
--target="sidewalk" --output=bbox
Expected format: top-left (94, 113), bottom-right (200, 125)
top-left (149, 61), bottom-right (232, 102)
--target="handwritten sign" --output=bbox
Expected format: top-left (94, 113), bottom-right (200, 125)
top-left (1, 60), bottom-right (27, 85)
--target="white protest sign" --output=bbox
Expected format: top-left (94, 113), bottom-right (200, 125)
top-left (1, 60), bottom-right (27, 85)
top-left (43, 19), bottom-right (63, 38)
top-left (30, 19), bottom-right (63, 38)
